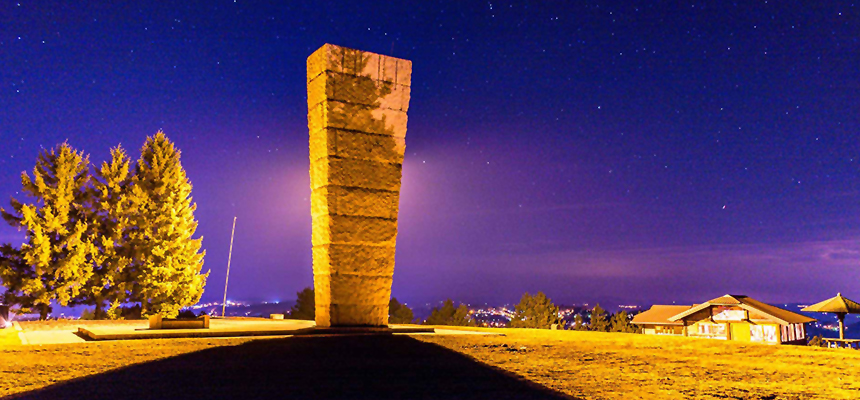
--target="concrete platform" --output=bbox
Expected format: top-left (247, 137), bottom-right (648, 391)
top-left (77, 319), bottom-right (436, 341)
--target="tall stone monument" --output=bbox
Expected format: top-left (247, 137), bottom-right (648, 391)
top-left (307, 44), bottom-right (411, 327)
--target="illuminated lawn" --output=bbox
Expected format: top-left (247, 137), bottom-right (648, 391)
top-left (416, 328), bottom-right (860, 399)
top-left (0, 327), bottom-right (20, 346)
top-left (1, 324), bottom-right (858, 399)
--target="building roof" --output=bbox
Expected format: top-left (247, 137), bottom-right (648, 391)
top-left (801, 293), bottom-right (860, 314)
top-left (667, 294), bottom-right (814, 325)
top-left (631, 305), bottom-right (691, 326)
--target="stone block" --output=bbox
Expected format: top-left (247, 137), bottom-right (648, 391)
top-left (327, 274), bottom-right (393, 305)
top-left (370, 106), bottom-right (408, 136)
top-left (148, 314), bottom-right (210, 330)
top-left (396, 59), bottom-right (412, 87)
top-left (308, 44), bottom-right (398, 83)
top-left (308, 101), bottom-right (408, 138)
top-left (381, 55), bottom-right (398, 83)
top-left (359, 52), bottom-right (381, 81)
top-left (310, 157), bottom-right (403, 192)
top-left (309, 72), bottom-right (410, 111)
top-left (314, 304), bottom-right (331, 327)
top-left (311, 186), bottom-right (401, 219)
top-left (308, 72), bottom-right (390, 109)
top-left (332, 304), bottom-right (390, 326)
top-left (378, 84), bottom-right (411, 112)
top-left (378, 56), bottom-right (412, 87)
top-left (339, 46), bottom-right (368, 76)
top-left (315, 302), bottom-right (390, 327)
top-left (307, 44), bottom-right (337, 82)
top-left (310, 128), bottom-right (405, 164)
top-left (311, 214), bottom-right (398, 246)
top-left (312, 244), bottom-right (396, 276)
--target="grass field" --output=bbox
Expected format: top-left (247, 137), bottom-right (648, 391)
top-left (415, 328), bottom-right (860, 399)
top-left (0, 326), bottom-right (20, 346)
top-left (1, 324), bottom-right (858, 399)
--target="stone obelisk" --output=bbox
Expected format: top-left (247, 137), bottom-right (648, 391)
top-left (307, 44), bottom-right (411, 327)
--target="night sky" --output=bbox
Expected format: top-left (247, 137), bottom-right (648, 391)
top-left (2, 2), bottom-right (859, 307)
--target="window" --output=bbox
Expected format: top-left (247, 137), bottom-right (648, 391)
top-left (751, 325), bottom-right (777, 342)
top-left (781, 324), bottom-right (796, 342)
top-left (656, 325), bottom-right (683, 335)
top-left (698, 323), bottom-right (726, 336)
top-left (713, 308), bottom-right (746, 321)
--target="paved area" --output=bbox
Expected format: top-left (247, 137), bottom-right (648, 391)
top-left (78, 320), bottom-right (438, 341)
top-left (17, 319), bottom-right (147, 345)
top-left (14, 318), bottom-right (496, 344)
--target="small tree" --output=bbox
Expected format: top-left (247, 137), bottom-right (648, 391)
top-left (289, 287), bottom-right (315, 320)
top-left (589, 304), bottom-right (609, 332)
top-left (571, 313), bottom-right (588, 331)
top-left (389, 297), bottom-right (414, 324)
top-left (424, 299), bottom-right (476, 326)
top-left (609, 310), bottom-right (637, 333)
top-left (509, 291), bottom-right (564, 329)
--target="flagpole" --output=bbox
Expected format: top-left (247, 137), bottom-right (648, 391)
top-left (221, 217), bottom-right (237, 318)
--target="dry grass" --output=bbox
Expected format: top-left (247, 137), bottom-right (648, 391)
top-left (0, 337), bottom-right (256, 397)
top-left (415, 328), bottom-right (860, 399)
top-left (1, 323), bottom-right (858, 399)
top-left (0, 327), bottom-right (20, 346)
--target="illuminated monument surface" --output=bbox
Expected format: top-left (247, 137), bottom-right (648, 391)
top-left (307, 44), bottom-right (411, 327)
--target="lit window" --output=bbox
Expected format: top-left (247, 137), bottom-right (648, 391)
top-left (698, 323), bottom-right (726, 335)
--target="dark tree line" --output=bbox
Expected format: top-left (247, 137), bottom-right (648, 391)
top-left (284, 286), bottom-right (638, 333)
top-left (287, 286), bottom-right (416, 324)
top-left (569, 304), bottom-right (638, 333)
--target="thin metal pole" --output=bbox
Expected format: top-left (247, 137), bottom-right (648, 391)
top-left (222, 217), bottom-right (237, 318)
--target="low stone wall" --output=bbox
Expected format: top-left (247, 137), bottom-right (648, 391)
top-left (149, 314), bottom-right (210, 330)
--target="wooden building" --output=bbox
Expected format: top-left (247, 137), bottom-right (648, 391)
top-left (630, 305), bottom-right (690, 336)
top-left (632, 294), bottom-right (814, 345)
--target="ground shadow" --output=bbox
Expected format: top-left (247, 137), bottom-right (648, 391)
top-left (8, 335), bottom-right (578, 400)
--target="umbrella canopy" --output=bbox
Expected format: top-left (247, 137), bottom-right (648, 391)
top-left (802, 293), bottom-right (860, 314)
top-left (802, 293), bottom-right (860, 340)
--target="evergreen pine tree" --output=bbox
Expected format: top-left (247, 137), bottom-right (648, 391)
top-left (289, 287), bottom-right (315, 320)
top-left (609, 310), bottom-right (637, 333)
top-left (129, 131), bottom-right (208, 317)
top-left (84, 145), bottom-right (135, 318)
top-left (509, 291), bottom-right (565, 329)
top-left (388, 297), bottom-right (415, 324)
top-left (0, 143), bottom-right (94, 319)
top-left (571, 313), bottom-right (588, 331)
top-left (589, 304), bottom-right (609, 332)
top-left (424, 299), bottom-right (476, 326)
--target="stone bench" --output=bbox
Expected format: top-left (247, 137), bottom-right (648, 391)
top-left (149, 314), bottom-right (210, 330)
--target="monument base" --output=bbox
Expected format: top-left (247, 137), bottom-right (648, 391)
top-left (308, 326), bottom-right (435, 335)
top-left (77, 323), bottom-right (435, 341)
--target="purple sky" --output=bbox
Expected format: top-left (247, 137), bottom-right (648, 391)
top-left (1, 1), bottom-right (859, 307)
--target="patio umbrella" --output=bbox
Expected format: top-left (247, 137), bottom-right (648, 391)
top-left (801, 293), bottom-right (860, 339)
